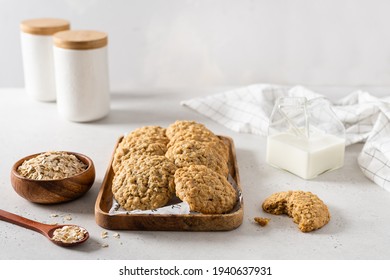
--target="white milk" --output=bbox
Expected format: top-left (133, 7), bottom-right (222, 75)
top-left (266, 131), bottom-right (345, 179)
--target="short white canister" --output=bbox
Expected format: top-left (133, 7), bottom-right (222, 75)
top-left (20, 18), bottom-right (70, 102)
top-left (53, 30), bottom-right (110, 122)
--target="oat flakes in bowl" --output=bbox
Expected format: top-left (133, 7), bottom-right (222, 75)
top-left (11, 151), bottom-right (95, 204)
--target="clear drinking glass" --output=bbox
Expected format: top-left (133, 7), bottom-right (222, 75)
top-left (266, 97), bottom-right (346, 179)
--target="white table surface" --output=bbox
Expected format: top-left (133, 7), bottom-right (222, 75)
top-left (1, 86), bottom-right (390, 260)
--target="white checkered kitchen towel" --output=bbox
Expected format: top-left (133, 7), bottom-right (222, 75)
top-left (181, 84), bottom-right (390, 191)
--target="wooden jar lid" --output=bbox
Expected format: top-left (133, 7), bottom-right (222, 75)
top-left (20, 18), bottom-right (70, 35)
top-left (53, 30), bottom-right (108, 50)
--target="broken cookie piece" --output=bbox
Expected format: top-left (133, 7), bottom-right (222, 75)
top-left (262, 191), bottom-right (330, 232)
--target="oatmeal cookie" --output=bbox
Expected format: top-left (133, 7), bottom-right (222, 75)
top-left (112, 126), bottom-right (169, 173)
top-left (125, 126), bottom-right (168, 143)
top-left (166, 139), bottom-right (229, 177)
top-left (168, 128), bottom-right (217, 144)
top-left (169, 133), bottom-right (229, 161)
top-left (112, 155), bottom-right (176, 211)
top-left (166, 120), bottom-right (229, 162)
top-left (166, 120), bottom-right (212, 139)
top-left (112, 137), bottom-right (167, 173)
top-left (174, 165), bottom-right (237, 214)
top-left (262, 191), bottom-right (330, 232)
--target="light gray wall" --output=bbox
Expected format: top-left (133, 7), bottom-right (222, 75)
top-left (2, 0), bottom-right (390, 90)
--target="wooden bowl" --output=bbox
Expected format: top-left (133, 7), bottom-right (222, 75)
top-left (10, 152), bottom-right (95, 204)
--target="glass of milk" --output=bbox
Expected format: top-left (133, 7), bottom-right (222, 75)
top-left (266, 97), bottom-right (346, 179)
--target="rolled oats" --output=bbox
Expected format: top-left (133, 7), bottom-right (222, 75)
top-left (63, 215), bottom-right (72, 221)
top-left (17, 151), bottom-right (87, 180)
top-left (101, 231), bottom-right (108, 239)
top-left (51, 225), bottom-right (87, 243)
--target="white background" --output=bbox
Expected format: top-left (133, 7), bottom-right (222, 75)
top-left (2, 0), bottom-right (390, 91)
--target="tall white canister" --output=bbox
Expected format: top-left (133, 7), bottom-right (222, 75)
top-left (53, 30), bottom-right (110, 122)
top-left (20, 18), bottom-right (70, 102)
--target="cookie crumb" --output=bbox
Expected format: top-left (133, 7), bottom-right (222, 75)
top-left (254, 217), bottom-right (270, 227)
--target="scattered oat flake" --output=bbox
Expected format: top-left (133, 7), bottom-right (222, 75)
top-left (254, 217), bottom-right (270, 227)
top-left (113, 233), bottom-right (120, 239)
top-left (50, 213), bottom-right (59, 217)
top-left (63, 215), bottom-right (72, 221)
top-left (101, 243), bottom-right (109, 248)
top-left (101, 231), bottom-right (108, 239)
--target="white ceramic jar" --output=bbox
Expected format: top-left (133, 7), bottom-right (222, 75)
top-left (53, 30), bottom-right (110, 122)
top-left (20, 18), bottom-right (70, 102)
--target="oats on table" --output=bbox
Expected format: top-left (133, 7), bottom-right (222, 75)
top-left (17, 151), bottom-right (87, 180)
top-left (63, 215), bottom-right (72, 221)
top-left (101, 231), bottom-right (108, 239)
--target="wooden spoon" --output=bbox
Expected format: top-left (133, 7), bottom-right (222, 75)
top-left (0, 209), bottom-right (89, 247)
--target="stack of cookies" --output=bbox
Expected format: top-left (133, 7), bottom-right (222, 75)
top-left (111, 120), bottom-right (238, 214)
top-left (111, 126), bottom-right (176, 211)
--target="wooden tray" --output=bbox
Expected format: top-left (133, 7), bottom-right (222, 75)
top-left (95, 135), bottom-right (244, 231)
